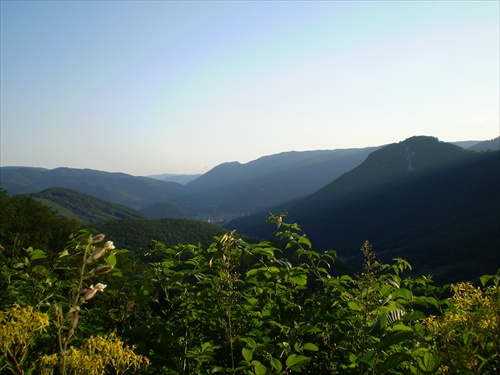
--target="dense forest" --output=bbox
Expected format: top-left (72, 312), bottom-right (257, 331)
top-left (0, 189), bottom-right (498, 374)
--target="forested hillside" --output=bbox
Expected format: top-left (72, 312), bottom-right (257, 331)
top-left (0, 189), bottom-right (230, 256)
top-left (0, 167), bottom-right (185, 209)
top-left (0, 188), bottom-right (80, 253)
top-left (34, 187), bottom-right (146, 224)
top-left (95, 218), bottom-right (232, 250)
top-left (228, 137), bottom-right (500, 284)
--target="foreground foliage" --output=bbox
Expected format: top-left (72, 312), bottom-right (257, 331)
top-left (0, 213), bottom-right (498, 374)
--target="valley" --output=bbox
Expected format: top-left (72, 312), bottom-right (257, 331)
top-left (1, 135), bottom-right (499, 284)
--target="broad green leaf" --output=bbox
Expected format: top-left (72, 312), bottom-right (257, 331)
top-left (288, 273), bottom-right (307, 285)
top-left (105, 253), bottom-right (117, 267)
top-left (380, 284), bottom-right (393, 297)
top-left (242, 337), bottom-right (258, 349)
top-left (392, 323), bottom-right (413, 331)
top-left (253, 247), bottom-right (275, 259)
top-left (402, 310), bottom-right (425, 322)
top-left (418, 352), bottom-right (440, 372)
top-left (246, 297), bottom-right (259, 306)
top-left (479, 274), bottom-right (493, 287)
top-left (413, 323), bottom-right (425, 337)
top-left (393, 288), bottom-right (412, 300)
top-left (348, 301), bottom-right (361, 311)
top-left (252, 360), bottom-right (267, 375)
top-left (376, 352), bottom-right (409, 374)
top-left (246, 268), bottom-right (264, 278)
top-left (110, 268), bottom-right (122, 277)
top-left (270, 357), bottom-right (282, 371)
top-left (286, 354), bottom-right (308, 368)
top-left (302, 325), bottom-right (322, 334)
top-left (360, 351), bottom-right (376, 367)
top-left (242, 347), bottom-right (253, 362)
top-left (340, 274), bottom-right (353, 282)
top-left (298, 236), bottom-right (312, 248)
top-left (268, 266), bottom-right (280, 274)
top-left (302, 342), bottom-right (319, 351)
top-left (166, 272), bottom-right (185, 285)
top-left (30, 249), bottom-right (47, 261)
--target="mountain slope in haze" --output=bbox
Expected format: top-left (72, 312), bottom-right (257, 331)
top-left (228, 137), bottom-right (499, 283)
top-left (184, 147), bottom-right (380, 213)
top-left (34, 187), bottom-right (145, 224)
top-left (0, 167), bottom-right (186, 210)
top-left (468, 136), bottom-right (500, 151)
top-left (452, 140), bottom-right (481, 149)
top-left (1, 148), bottom-right (380, 216)
top-left (147, 173), bottom-right (202, 184)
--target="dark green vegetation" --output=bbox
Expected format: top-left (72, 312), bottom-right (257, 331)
top-left (0, 189), bottom-right (233, 256)
top-left (230, 138), bottom-right (500, 284)
top-left (1, 214), bottom-right (499, 374)
top-left (35, 187), bottom-right (146, 224)
top-left (95, 218), bottom-right (234, 251)
top-left (140, 201), bottom-right (195, 219)
top-left (0, 188), bottom-right (79, 253)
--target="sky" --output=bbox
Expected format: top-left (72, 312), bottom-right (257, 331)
top-left (1, 1), bottom-right (499, 176)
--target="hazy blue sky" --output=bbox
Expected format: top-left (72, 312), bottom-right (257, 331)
top-left (1, 1), bottom-right (498, 176)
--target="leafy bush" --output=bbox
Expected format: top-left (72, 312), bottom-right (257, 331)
top-left (0, 213), bottom-right (498, 374)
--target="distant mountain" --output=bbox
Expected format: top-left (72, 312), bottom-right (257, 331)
top-left (184, 147), bottom-right (380, 213)
top-left (147, 173), bottom-right (202, 184)
top-left (34, 187), bottom-right (145, 224)
top-left (451, 140), bottom-right (481, 149)
top-left (228, 136), bottom-right (499, 284)
top-left (0, 148), bottom-right (380, 216)
top-left (2, 137), bottom-right (496, 222)
top-left (0, 167), bottom-right (185, 210)
top-left (468, 136), bottom-right (500, 151)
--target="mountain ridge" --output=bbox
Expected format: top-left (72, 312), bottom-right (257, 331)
top-left (227, 136), bottom-right (499, 283)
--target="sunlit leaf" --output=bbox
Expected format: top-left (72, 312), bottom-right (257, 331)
top-left (252, 360), bottom-right (267, 375)
top-left (286, 354), bottom-right (308, 368)
top-left (302, 342), bottom-right (319, 351)
top-left (242, 347), bottom-right (253, 362)
top-left (270, 357), bottom-right (282, 371)
top-left (30, 249), bottom-right (47, 261)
